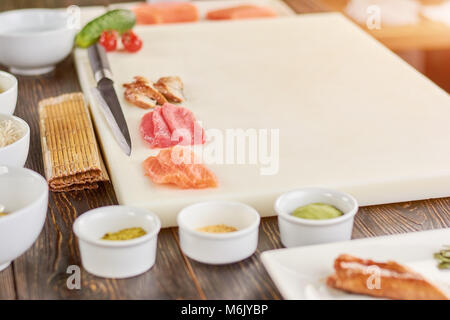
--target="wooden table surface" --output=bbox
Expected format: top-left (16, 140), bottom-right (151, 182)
top-left (1, 0), bottom-right (449, 300)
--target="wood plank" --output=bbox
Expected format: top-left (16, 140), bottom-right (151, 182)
top-left (8, 56), bottom-right (201, 299)
top-left (0, 266), bottom-right (16, 300)
top-left (284, 0), bottom-right (327, 13)
top-left (353, 199), bottom-right (450, 239)
top-left (176, 219), bottom-right (283, 300)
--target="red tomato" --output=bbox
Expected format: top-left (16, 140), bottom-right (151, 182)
top-left (121, 31), bottom-right (143, 53)
top-left (99, 30), bottom-right (118, 52)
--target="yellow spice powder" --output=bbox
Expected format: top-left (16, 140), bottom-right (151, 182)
top-left (196, 224), bottom-right (238, 234)
top-left (102, 227), bottom-right (147, 241)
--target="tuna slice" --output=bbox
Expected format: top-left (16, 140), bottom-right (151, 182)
top-left (206, 5), bottom-right (277, 20)
top-left (133, 2), bottom-right (199, 25)
top-left (140, 103), bottom-right (205, 149)
top-left (143, 147), bottom-right (218, 189)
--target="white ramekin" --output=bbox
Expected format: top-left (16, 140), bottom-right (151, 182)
top-left (0, 166), bottom-right (48, 271)
top-left (178, 201), bottom-right (260, 265)
top-left (275, 187), bottom-right (358, 248)
top-left (73, 206), bottom-right (161, 279)
top-left (0, 114), bottom-right (30, 167)
top-left (0, 71), bottom-right (18, 115)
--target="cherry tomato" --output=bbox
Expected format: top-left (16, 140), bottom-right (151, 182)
top-left (121, 30), bottom-right (143, 53)
top-left (99, 30), bottom-right (117, 52)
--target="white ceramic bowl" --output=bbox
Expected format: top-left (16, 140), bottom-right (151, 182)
top-left (0, 166), bottom-right (48, 271)
top-left (73, 206), bottom-right (161, 279)
top-left (0, 114), bottom-right (30, 167)
top-left (178, 201), bottom-right (260, 265)
top-left (0, 71), bottom-right (18, 114)
top-left (275, 187), bottom-right (358, 248)
top-left (0, 9), bottom-right (76, 75)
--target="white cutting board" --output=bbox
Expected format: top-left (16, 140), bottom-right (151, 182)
top-left (75, 13), bottom-right (450, 227)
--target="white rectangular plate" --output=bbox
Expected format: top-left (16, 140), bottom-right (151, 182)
top-left (261, 229), bottom-right (450, 300)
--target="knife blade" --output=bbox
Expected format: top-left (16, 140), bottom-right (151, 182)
top-left (88, 43), bottom-right (132, 156)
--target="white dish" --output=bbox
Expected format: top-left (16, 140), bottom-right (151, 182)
top-left (0, 9), bottom-right (76, 75)
top-left (261, 229), bottom-right (450, 300)
top-left (0, 113), bottom-right (30, 167)
top-left (0, 166), bottom-right (48, 271)
top-left (275, 188), bottom-right (358, 248)
top-left (73, 205), bottom-right (161, 279)
top-left (178, 201), bottom-right (260, 264)
top-left (0, 71), bottom-right (18, 114)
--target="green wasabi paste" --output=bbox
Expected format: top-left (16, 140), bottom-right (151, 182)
top-left (292, 203), bottom-right (343, 220)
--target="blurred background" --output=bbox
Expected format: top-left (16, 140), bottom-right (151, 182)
top-left (1, 0), bottom-right (450, 92)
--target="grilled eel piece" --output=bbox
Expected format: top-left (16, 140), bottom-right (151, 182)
top-left (154, 76), bottom-right (185, 103)
top-left (327, 254), bottom-right (449, 300)
top-left (123, 76), bottom-right (167, 109)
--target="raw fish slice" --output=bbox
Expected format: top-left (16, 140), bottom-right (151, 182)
top-left (142, 147), bottom-right (218, 189)
top-left (206, 5), bottom-right (277, 20)
top-left (140, 107), bottom-right (174, 148)
top-left (133, 2), bottom-right (199, 25)
top-left (161, 103), bottom-right (205, 145)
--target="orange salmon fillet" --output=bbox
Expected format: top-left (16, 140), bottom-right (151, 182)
top-left (133, 2), bottom-right (199, 25)
top-left (143, 147), bottom-right (218, 189)
top-left (206, 5), bottom-right (277, 20)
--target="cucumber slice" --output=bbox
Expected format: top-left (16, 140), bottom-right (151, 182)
top-left (75, 9), bottom-right (136, 48)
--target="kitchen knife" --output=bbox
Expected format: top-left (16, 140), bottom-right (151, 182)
top-left (88, 43), bottom-right (132, 156)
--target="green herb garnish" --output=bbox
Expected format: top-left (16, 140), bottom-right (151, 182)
top-left (434, 246), bottom-right (450, 270)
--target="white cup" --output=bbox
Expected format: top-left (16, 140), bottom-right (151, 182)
top-left (275, 188), bottom-right (358, 248)
top-left (73, 206), bottom-right (161, 279)
top-left (178, 201), bottom-right (260, 265)
top-left (0, 71), bottom-right (18, 115)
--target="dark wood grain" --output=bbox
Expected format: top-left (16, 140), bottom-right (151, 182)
top-left (3, 55), bottom-right (201, 300)
top-left (0, 266), bottom-right (16, 300)
top-left (284, 0), bottom-right (327, 13)
top-left (0, 0), bottom-right (449, 300)
top-left (173, 223), bottom-right (283, 300)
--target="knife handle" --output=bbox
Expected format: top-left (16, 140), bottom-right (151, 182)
top-left (88, 43), bottom-right (113, 82)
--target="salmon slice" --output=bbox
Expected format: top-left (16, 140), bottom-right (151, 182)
top-left (133, 2), bottom-right (199, 25)
top-left (206, 5), bottom-right (277, 21)
top-left (143, 147), bottom-right (218, 189)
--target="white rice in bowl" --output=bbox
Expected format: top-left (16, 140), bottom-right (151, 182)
top-left (0, 119), bottom-right (25, 148)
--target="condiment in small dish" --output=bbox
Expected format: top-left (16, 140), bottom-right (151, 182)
top-left (275, 187), bottom-right (358, 248)
top-left (0, 71), bottom-right (17, 115)
top-left (0, 113), bottom-right (30, 167)
top-left (73, 205), bottom-right (161, 279)
top-left (177, 201), bottom-right (260, 265)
